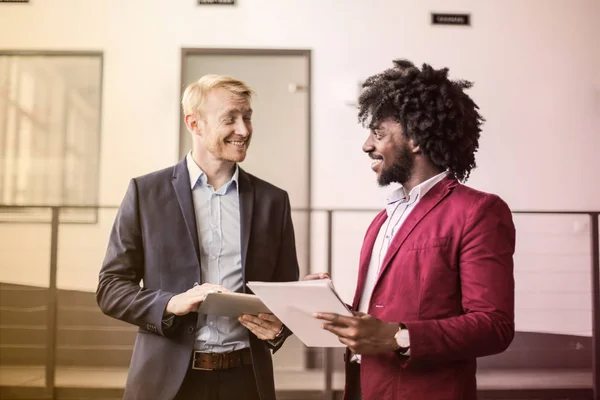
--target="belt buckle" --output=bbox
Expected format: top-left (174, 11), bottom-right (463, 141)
top-left (192, 351), bottom-right (219, 371)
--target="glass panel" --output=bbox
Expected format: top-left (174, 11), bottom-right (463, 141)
top-left (323, 211), bottom-right (594, 390)
top-left (55, 207), bottom-right (131, 388)
top-left (480, 214), bottom-right (592, 364)
top-left (0, 208), bottom-right (52, 388)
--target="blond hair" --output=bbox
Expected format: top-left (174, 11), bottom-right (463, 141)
top-left (181, 74), bottom-right (254, 116)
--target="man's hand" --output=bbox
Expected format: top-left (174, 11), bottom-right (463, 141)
top-left (238, 313), bottom-right (283, 341)
top-left (303, 272), bottom-right (330, 280)
top-left (314, 312), bottom-right (399, 355)
top-left (165, 283), bottom-right (229, 316)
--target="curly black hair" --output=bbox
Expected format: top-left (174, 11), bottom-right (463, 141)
top-left (358, 59), bottom-right (484, 182)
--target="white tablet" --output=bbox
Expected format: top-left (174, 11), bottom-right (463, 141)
top-left (197, 292), bottom-right (272, 318)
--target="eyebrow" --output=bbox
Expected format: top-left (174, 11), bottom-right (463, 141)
top-left (368, 121), bottom-right (381, 130)
top-left (222, 107), bottom-right (253, 116)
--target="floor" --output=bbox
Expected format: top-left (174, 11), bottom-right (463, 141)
top-left (0, 365), bottom-right (593, 391)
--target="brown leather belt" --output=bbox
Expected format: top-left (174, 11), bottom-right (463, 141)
top-left (192, 348), bottom-right (252, 371)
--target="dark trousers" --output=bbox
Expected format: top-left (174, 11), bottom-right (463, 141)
top-left (346, 361), bottom-right (362, 400)
top-left (174, 364), bottom-right (260, 400)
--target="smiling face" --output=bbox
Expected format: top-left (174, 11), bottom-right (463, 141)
top-left (362, 118), bottom-right (415, 186)
top-left (189, 87), bottom-right (253, 163)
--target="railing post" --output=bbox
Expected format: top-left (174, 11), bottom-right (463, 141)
top-left (45, 207), bottom-right (59, 399)
top-left (324, 210), bottom-right (334, 400)
top-left (590, 212), bottom-right (599, 400)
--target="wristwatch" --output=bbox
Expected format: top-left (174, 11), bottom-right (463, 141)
top-left (394, 323), bottom-right (410, 353)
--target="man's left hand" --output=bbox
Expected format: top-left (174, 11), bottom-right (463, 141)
top-left (314, 312), bottom-right (399, 355)
top-left (238, 313), bottom-right (283, 341)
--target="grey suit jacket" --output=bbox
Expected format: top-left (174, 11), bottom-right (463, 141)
top-left (96, 158), bottom-right (300, 400)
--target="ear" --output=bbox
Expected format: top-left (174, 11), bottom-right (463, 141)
top-left (184, 114), bottom-right (203, 137)
top-left (409, 138), bottom-right (421, 154)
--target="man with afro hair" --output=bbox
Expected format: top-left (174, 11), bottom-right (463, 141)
top-left (315, 59), bottom-right (516, 400)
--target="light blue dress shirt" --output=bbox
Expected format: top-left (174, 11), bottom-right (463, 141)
top-left (186, 153), bottom-right (250, 352)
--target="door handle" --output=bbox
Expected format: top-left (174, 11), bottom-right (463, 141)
top-left (288, 83), bottom-right (307, 93)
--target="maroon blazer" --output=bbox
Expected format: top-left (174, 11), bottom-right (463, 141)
top-left (345, 176), bottom-right (516, 400)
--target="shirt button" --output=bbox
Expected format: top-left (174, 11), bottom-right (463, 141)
top-left (188, 326), bottom-right (195, 334)
top-left (209, 322), bottom-right (214, 326)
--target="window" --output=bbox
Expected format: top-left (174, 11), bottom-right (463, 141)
top-left (0, 52), bottom-right (102, 222)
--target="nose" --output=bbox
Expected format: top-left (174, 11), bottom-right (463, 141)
top-left (362, 134), bottom-right (374, 153)
top-left (235, 118), bottom-right (251, 137)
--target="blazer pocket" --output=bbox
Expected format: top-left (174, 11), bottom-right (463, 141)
top-left (408, 236), bottom-right (451, 250)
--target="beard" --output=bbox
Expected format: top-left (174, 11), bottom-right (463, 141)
top-left (378, 142), bottom-right (414, 186)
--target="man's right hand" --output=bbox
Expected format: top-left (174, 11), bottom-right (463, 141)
top-left (303, 272), bottom-right (330, 280)
top-left (165, 283), bottom-right (229, 316)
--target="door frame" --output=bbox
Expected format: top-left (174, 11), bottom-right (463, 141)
top-left (178, 47), bottom-right (313, 287)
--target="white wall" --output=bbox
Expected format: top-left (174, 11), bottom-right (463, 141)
top-left (1, 0), bottom-right (599, 336)
top-left (1, 0), bottom-right (597, 209)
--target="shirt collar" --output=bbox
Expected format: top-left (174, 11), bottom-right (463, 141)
top-left (386, 170), bottom-right (450, 207)
top-left (185, 151), bottom-right (239, 192)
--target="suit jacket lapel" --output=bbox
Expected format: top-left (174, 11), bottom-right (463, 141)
top-left (171, 159), bottom-right (201, 269)
top-left (374, 176), bottom-right (458, 287)
top-left (238, 168), bottom-right (254, 287)
top-left (352, 210), bottom-right (387, 310)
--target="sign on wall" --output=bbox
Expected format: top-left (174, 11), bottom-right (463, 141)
top-left (431, 13), bottom-right (470, 26)
top-left (198, 0), bottom-right (235, 4)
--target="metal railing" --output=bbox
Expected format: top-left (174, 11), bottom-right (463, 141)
top-left (0, 205), bottom-right (598, 400)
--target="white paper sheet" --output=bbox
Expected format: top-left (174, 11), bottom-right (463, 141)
top-left (247, 279), bottom-right (352, 347)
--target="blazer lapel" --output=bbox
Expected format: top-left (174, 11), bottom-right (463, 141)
top-left (238, 168), bottom-right (254, 288)
top-left (171, 159), bottom-right (201, 269)
top-left (352, 210), bottom-right (387, 310)
top-left (375, 176), bottom-right (458, 287)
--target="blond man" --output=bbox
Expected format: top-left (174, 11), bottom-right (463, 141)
top-left (97, 75), bottom-right (300, 400)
